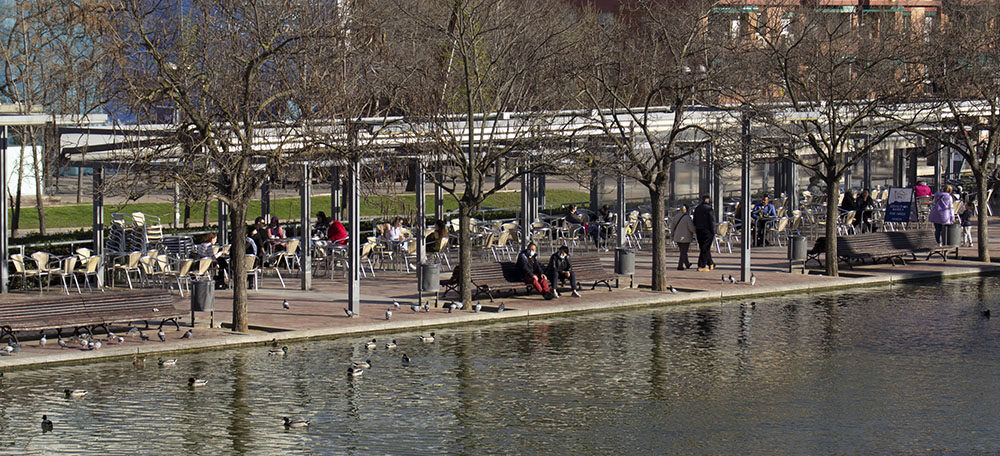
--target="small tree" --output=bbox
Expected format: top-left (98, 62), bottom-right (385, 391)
top-left (733, 7), bottom-right (926, 276)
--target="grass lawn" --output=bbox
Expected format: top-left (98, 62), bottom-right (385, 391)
top-left (8, 189), bottom-right (590, 230)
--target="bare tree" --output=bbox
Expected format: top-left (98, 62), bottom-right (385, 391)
top-left (919, 2), bottom-right (1000, 262)
top-left (733, 7), bottom-right (926, 277)
top-left (103, 0), bottom-right (349, 331)
top-left (575, 0), bottom-right (727, 291)
top-left (378, 0), bottom-right (584, 306)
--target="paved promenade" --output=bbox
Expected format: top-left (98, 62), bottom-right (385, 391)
top-left (3, 227), bottom-right (1000, 370)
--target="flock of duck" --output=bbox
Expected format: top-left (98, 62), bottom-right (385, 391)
top-left (5, 327), bottom-right (441, 433)
top-left (2, 325), bottom-right (195, 357)
top-left (341, 299), bottom-right (490, 321)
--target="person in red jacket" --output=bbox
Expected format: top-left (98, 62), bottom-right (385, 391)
top-left (327, 219), bottom-right (348, 245)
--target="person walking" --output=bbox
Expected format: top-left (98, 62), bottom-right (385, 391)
top-left (693, 195), bottom-right (716, 271)
top-left (928, 184), bottom-right (956, 245)
top-left (546, 246), bottom-right (580, 298)
top-left (670, 204), bottom-right (695, 270)
top-left (517, 242), bottom-right (553, 299)
top-left (959, 196), bottom-right (976, 247)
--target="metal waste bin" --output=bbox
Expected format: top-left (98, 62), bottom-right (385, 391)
top-left (946, 223), bottom-right (961, 247)
top-left (788, 235), bottom-right (808, 261)
top-left (191, 279), bottom-right (215, 312)
top-left (419, 263), bottom-right (441, 292)
top-left (615, 249), bottom-right (635, 275)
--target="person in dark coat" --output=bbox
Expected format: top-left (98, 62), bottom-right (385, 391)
top-left (516, 242), bottom-right (552, 299)
top-left (546, 245), bottom-right (580, 298)
top-left (693, 195), bottom-right (716, 271)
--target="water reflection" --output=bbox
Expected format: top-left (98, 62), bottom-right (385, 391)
top-left (0, 276), bottom-right (998, 454)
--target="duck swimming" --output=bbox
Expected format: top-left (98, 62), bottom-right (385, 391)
top-left (188, 377), bottom-right (208, 387)
top-left (283, 417), bottom-right (310, 428)
top-left (64, 389), bottom-right (88, 398)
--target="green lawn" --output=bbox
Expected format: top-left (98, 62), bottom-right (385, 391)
top-left (8, 189), bottom-right (590, 230)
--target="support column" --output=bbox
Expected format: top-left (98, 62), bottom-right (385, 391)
top-left (330, 166), bottom-right (341, 220)
top-left (538, 174), bottom-right (546, 209)
top-left (933, 144), bottom-right (942, 192)
top-left (434, 171), bottom-right (444, 222)
top-left (0, 127), bottom-right (7, 293)
top-left (173, 182), bottom-right (181, 229)
top-left (415, 160), bottom-right (426, 302)
top-left (217, 200), bottom-right (229, 246)
top-left (711, 143), bottom-right (723, 221)
top-left (788, 158), bottom-right (799, 213)
top-left (520, 167), bottom-right (531, 251)
top-left (347, 159), bottom-right (361, 315)
top-left (892, 145), bottom-right (904, 188)
top-left (907, 148), bottom-right (918, 187)
top-left (616, 170), bottom-right (626, 249)
top-left (740, 111), bottom-right (752, 283)
top-left (300, 164), bottom-right (312, 291)
top-left (863, 146), bottom-right (873, 190)
top-left (667, 162), bottom-right (676, 206)
top-left (93, 167), bottom-right (105, 287)
top-left (261, 175), bottom-right (270, 222)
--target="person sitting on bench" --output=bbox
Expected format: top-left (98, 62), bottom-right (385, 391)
top-left (546, 245), bottom-right (581, 298)
top-left (517, 242), bottom-right (553, 299)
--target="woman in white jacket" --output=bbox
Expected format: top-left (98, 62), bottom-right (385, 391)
top-left (670, 204), bottom-right (696, 270)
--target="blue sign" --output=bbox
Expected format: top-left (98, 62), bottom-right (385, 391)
top-left (884, 187), bottom-right (913, 223)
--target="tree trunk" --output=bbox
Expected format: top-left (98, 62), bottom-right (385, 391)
top-left (458, 201), bottom-right (474, 308)
top-left (824, 181), bottom-right (840, 277)
top-left (11, 145), bottom-right (24, 236)
top-left (649, 186), bottom-right (668, 291)
top-left (976, 172), bottom-right (990, 262)
top-left (229, 202), bottom-right (250, 332)
top-left (30, 131), bottom-right (46, 235)
top-left (183, 199), bottom-right (191, 229)
top-left (203, 199), bottom-right (210, 227)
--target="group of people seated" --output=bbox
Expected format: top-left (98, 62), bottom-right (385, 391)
top-left (516, 242), bottom-right (581, 300)
top-left (564, 204), bottom-right (614, 250)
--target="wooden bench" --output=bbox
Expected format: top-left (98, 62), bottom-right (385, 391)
top-left (803, 229), bottom-right (957, 269)
top-left (0, 290), bottom-right (184, 344)
top-left (565, 253), bottom-right (622, 291)
top-left (440, 262), bottom-right (519, 301)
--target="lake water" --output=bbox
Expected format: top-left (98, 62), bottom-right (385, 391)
top-left (1, 276), bottom-right (998, 455)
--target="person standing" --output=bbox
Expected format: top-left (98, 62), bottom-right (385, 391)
top-left (546, 245), bottom-right (580, 298)
top-left (854, 189), bottom-right (875, 233)
top-left (928, 184), bottom-right (956, 245)
top-left (670, 204), bottom-right (695, 270)
top-left (693, 195), bottom-right (716, 271)
top-left (517, 242), bottom-right (553, 299)
top-left (959, 196), bottom-right (976, 247)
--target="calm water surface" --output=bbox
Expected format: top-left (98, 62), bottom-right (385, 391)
top-left (1, 276), bottom-right (998, 455)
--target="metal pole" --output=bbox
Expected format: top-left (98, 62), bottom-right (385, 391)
top-left (538, 174), bottom-right (547, 208)
top-left (173, 182), bottom-right (181, 229)
top-left (740, 111), bottom-right (752, 283)
top-left (261, 175), bottom-right (270, 222)
top-left (789, 158), bottom-right (799, 213)
top-left (347, 159), bottom-right (361, 315)
top-left (217, 200), bottom-right (228, 246)
top-left (434, 171), bottom-right (444, 222)
top-left (415, 159), bottom-right (426, 305)
top-left (330, 166), bottom-right (342, 220)
top-left (711, 143), bottom-right (723, 222)
top-left (520, 167), bottom-right (530, 251)
top-left (616, 170), bottom-right (626, 249)
top-left (0, 127), bottom-right (8, 293)
top-left (300, 164), bottom-right (312, 291)
top-left (93, 167), bottom-right (105, 287)
top-left (863, 147), bottom-right (872, 190)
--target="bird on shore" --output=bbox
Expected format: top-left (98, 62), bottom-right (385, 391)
top-left (127, 327), bottom-right (139, 337)
top-left (385, 308), bottom-right (393, 320)
top-left (364, 338), bottom-right (377, 350)
top-left (721, 274), bottom-right (726, 283)
top-left (385, 339), bottom-right (397, 349)
top-left (64, 389), bottom-right (88, 398)
top-left (422, 303), bottom-right (430, 312)
top-left (750, 273), bottom-right (757, 286)
top-left (4, 343), bottom-right (17, 355)
top-left (41, 415), bottom-right (53, 433)
top-left (93, 341), bottom-right (102, 350)
top-left (669, 285), bottom-right (678, 294)
top-left (352, 359), bottom-right (372, 369)
top-left (393, 300), bottom-right (400, 309)
top-left (157, 329), bottom-right (165, 342)
top-left (57, 337), bottom-right (68, 349)
top-left (347, 366), bottom-right (364, 377)
top-left (39, 334), bottom-right (47, 347)
top-left (269, 346), bottom-right (288, 356)
top-left (139, 330), bottom-right (150, 342)
top-left (420, 332), bottom-right (435, 343)
top-left (158, 358), bottom-right (177, 366)
top-left (180, 329), bottom-right (193, 339)
top-left (401, 354), bottom-right (410, 364)
top-left (117, 336), bottom-right (125, 344)
top-left (283, 417), bottom-right (310, 428)
top-left (474, 302), bottom-right (482, 313)
top-left (282, 299), bottom-right (290, 310)
top-left (728, 275), bottom-right (736, 284)
top-left (107, 331), bottom-right (116, 341)
top-left (497, 302), bottom-right (505, 313)
top-left (448, 302), bottom-right (458, 313)
top-left (188, 377), bottom-right (208, 387)
top-left (344, 308), bottom-right (356, 318)
top-left (410, 304), bottom-right (420, 312)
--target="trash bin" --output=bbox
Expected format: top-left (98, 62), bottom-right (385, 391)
top-left (191, 279), bottom-right (214, 312)
top-left (945, 223), bottom-right (961, 247)
top-left (419, 263), bottom-right (440, 292)
top-left (615, 248), bottom-right (635, 275)
top-left (788, 235), bottom-right (808, 261)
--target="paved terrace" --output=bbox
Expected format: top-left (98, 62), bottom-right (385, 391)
top-left (4, 225), bottom-right (1000, 370)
